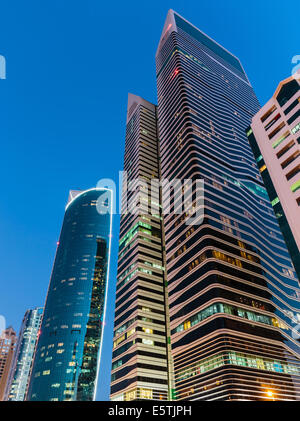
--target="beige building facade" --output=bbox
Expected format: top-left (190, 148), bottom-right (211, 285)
top-left (248, 75), bottom-right (300, 279)
top-left (0, 327), bottom-right (17, 400)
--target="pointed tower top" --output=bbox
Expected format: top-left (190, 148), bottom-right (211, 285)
top-left (126, 93), bottom-right (155, 124)
top-left (156, 10), bottom-right (247, 80)
top-left (156, 9), bottom-right (177, 57)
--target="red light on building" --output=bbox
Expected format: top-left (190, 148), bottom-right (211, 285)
top-left (171, 69), bottom-right (179, 80)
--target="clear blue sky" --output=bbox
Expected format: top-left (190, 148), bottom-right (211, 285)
top-left (0, 0), bottom-right (298, 401)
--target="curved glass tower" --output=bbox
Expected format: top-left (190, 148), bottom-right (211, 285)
top-left (27, 188), bottom-right (112, 401)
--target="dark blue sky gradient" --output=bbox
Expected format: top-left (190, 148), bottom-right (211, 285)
top-left (0, 0), bottom-right (298, 401)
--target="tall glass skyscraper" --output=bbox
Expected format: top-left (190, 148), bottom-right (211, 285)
top-left (111, 9), bottom-right (300, 401)
top-left (110, 94), bottom-right (172, 401)
top-left (156, 10), bottom-right (300, 401)
top-left (4, 307), bottom-right (43, 401)
top-left (27, 188), bottom-right (112, 401)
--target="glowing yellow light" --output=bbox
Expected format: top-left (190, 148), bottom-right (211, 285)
top-left (267, 391), bottom-right (273, 397)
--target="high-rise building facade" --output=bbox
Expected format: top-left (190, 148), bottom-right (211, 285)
top-left (27, 188), bottom-right (112, 401)
top-left (247, 75), bottom-right (300, 279)
top-left (110, 94), bottom-right (172, 401)
top-left (0, 327), bottom-right (17, 400)
top-left (155, 10), bottom-right (300, 400)
top-left (4, 307), bottom-right (43, 401)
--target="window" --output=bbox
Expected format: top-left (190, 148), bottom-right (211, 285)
top-left (142, 338), bottom-right (154, 346)
top-left (259, 164), bottom-right (266, 173)
top-left (287, 109), bottom-right (300, 125)
top-left (140, 388), bottom-right (153, 400)
top-left (291, 122), bottom-right (300, 135)
top-left (264, 113), bottom-right (281, 131)
top-left (125, 389), bottom-right (136, 401)
top-left (286, 165), bottom-right (300, 181)
top-left (281, 150), bottom-right (300, 169)
top-left (284, 97), bottom-right (300, 115)
top-left (127, 328), bottom-right (135, 337)
top-left (291, 180), bottom-right (300, 193)
top-left (261, 105), bottom-right (277, 122)
top-left (113, 334), bottom-right (126, 348)
top-left (268, 121), bottom-right (285, 139)
top-left (142, 327), bottom-right (153, 334)
top-left (276, 79), bottom-right (300, 106)
top-left (173, 301), bottom-right (284, 335)
top-left (276, 140), bottom-right (295, 159)
top-left (272, 131), bottom-right (290, 149)
top-left (271, 197), bottom-right (279, 206)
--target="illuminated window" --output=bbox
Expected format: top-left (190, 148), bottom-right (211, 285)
top-left (142, 338), bottom-right (154, 346)
top-left (125, 389), bottom-right (136, 401)
top-left (140, 388), bottom-right (153, 400)
top-left (113, 334), bottom-right (126, 348)
top-left (291, 122), bottom-right (300, 135)
top-left (184, 321), bottom-right (191, 330)
top-left (142, 327), bottom-right (153, 334)
top-left (127, 328), bottom-right (135, 337)
top-left (291, 180), bottom-right (300, 193)
top-left (272, 131), bottom-right (290, 149)
top-left (259, 164), bottom-right (266, 173)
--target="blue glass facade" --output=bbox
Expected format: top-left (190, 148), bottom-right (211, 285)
top-left (27, 188), bottom-right (112, 401)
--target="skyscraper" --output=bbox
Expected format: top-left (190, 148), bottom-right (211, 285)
top-left (247, 75), bottom-right (300, 279)
top-left (111, 9), bottom-right (300, 401)
top-left (155, 9), bottom-right (300, 400)
top-left (110, 94), bottom-right (172, 401)
top-left (0, 327), bottom-right (17, 401)
top-left (27, 188), bottom-right (112, 401)
top-left (4, 307), bottom-right (43, 401)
